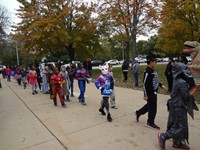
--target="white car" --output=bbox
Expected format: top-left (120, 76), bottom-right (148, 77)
top-left (105, 59), bottom-right (120, 65)
top-left (0, 65), bottom-right (6, 73)
top-left (162, 57), bottom-right (169, 62)
top-left (135, 57), bottom-right (147, 63)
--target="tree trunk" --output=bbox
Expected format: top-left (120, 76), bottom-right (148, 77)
top-left (131, 1), bottom-right (139, 62)
top-left (66, 44), bottom-right (75, 62)
top-left (132, 29), bottom-right (137, 61)
top-left (125, 41), bottom-right (130, 60)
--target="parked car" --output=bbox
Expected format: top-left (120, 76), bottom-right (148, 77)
top-left (63, 63), bottom-right (70, 68)
top-left (162, 57), bottom-right (169, 62)
top-left (91, 60), bottom-right (103, 66)
top-left (105, 59), bottom-right (120, 65)
top-left (0, 65), bottom-right (6, 74)
top-left (156, 58), bottom-right (162, 62)
top-left (119, 60), bottom-right (125, 64)
top-left (135, 57), bottom-right (147, 63)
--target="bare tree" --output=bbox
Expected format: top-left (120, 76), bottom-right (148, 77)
top-left (0, 5), bottom-right (9, 36)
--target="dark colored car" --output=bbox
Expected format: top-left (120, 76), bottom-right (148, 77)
top-left (91, 60), bottom-right (103, 66)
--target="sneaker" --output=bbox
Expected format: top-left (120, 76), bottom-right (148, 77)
top-left (78, 97), bottom-right (81, 102)
top-left (62, 104), bottom-right (67, 108)
top-left (107, 113), bottom-right (112, 122)
top-left (32, 92), bottom-right (35, 95)
top-left (34, 91), bottom-right (38, 94)
top-left (99, 108), bottom-right (106, 115)
top-left (158, 133), bottom-right (166, 150)
top-left (66, 99), bottom-right (71, 102)
top-left (81, 102), bottom-right (87, 106)
top-left (134, 111), bottom-right (140, 122)
top-left (71, 94), bottom-right (74, 97)
top-left (54, 103), bottom-right (57, 107)
top-left (146, 123), bottom-right (160, 130)
top-left (172, 140), bottom-right (190, 150)
top-left (111, 106), bottom-right (118, 109)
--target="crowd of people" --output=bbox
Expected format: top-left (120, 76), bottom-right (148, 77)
top-left (1, 54), bottom-right (200, 150)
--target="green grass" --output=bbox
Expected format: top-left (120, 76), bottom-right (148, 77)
top-left (92, 64), bottom-right (168, 94)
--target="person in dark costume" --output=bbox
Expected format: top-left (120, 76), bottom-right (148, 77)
top-left (158, 62), bottom-right (199, 150)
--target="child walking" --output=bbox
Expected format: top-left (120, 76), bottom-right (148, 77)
top-left (21, 67), bottom-right (29, 89)
top-left (28, 66), bottom-right (38, 95)
top-left (50, 67), bottom-right (66, 108)
top-left (95, 64), bottom-right (114, 122)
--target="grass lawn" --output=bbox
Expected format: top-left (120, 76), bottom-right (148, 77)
top-left (92, 64), bottom-right (169, 95)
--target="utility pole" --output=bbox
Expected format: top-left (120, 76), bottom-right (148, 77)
top-left (16, 44), bottom-right (19, 66)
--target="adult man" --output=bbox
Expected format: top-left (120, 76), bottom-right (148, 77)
top-left (135, 55), bottom-right (165, 129)
top-left (122, 59), bottom-right (129, 82)
top-left (131, 60), bottom-right (140, 87)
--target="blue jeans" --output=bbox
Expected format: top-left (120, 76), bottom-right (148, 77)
top-left (78, 80), bottom-right (86, 102)
top-left (134, 73), bottom-right (139, 87)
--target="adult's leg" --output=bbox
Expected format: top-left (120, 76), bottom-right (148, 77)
top-left (134, 73), bottom-right (139, 87)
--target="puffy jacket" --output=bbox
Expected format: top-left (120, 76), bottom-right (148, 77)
top-left (95, 74), bottom-right (114, 96)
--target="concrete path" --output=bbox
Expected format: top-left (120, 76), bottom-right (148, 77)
top-left (0, 77), bottom-right (200, 150)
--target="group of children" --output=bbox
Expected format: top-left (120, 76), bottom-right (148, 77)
top-left (2, 56), bottom-right (200, 150)
top-left (2, 62), bottom-right (117, 119)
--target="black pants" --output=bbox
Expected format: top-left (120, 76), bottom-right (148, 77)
top-left (123, 71), bottom-right (128, 81)
top-left (101, 96), bottom-right (110, 113)
top-left (165, 107), bottom-right (188, 142)
top-left (166, 75), bottom-right (173, 92)
top-left (137, 93), bottom-right (157, 125)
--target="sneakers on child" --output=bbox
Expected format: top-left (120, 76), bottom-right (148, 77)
top-left (134, 111), bottom-right (140, 122)
top-left (111, 106), bottom-right (118, 109)
top-left (172, 140), bottom-right (190, 150)
top-left (107, 113), bottom-right (112, 122)
top-left (99, 108), bottom-right (106, 115)
top-left (81, 102), bottom-right (87, 106)
top-left (158, 133), bottom-right (166, 150)
top-left (62, 104), bottom-right (67, 108)
top-left (146, 122), bottom-right (160, 130)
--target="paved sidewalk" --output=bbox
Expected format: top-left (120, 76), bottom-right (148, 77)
top-left (0, 78), bottom-right (200, 150)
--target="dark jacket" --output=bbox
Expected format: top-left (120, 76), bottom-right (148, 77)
top-left (122, 60), bottom-right (129, 71)
top-left (165, 62), bottom-right (173, 77)
top-left (143, 66), bottom-right (162, 97)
